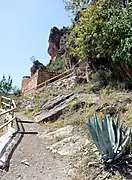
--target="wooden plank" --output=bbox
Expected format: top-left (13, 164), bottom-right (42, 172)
top-left (1, 102), bottom-right (10, 107)
top-left (0, 117), bottom-right (16, 130)
top-left (12, 99), bottom-right (16, 109)
top-left (1, 96), bottom-right (11, 101)
top-left (0, 108), bottom-right (16, 116)
top-left (37, 68), bottom-right (74, 89)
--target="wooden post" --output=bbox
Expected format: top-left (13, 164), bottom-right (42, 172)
top-left (0, 96), bottom-right (1, 109)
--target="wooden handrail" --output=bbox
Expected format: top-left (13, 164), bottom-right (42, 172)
top-left (0, 117), bottom-right (15, 130)
top-left (12, 99), bottom-right (16, 109)
top-left (0, 108), bottom-right (16, 116)
top-left (37, 60), bottom-right (87, 89)
top-left (37, 68), bottom-right (74, 89)
top-left (37, 72), bottom-right (74, 90)
top-left (23, 60), bottom-right (87, 94)
top-left (0, 108), bottom-right (5, 112)
top-left (1, 101), bottom-right (10, 107)
top-left (0, 95), bottom-right (16, 133)
top-left (1, 96), bottom-right (11, 101)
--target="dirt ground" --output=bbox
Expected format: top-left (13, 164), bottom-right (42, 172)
top-left (0, 112), bottom-right (131, 180)
top-left (0, 113), bottom-right (71, 180)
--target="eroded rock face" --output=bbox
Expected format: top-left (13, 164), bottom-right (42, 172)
top-left (48, 41), bottom-right (60, 61)
top-left (48, 26), bottom-right (69, 63)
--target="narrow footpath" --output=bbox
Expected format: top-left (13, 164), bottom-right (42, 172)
top-left (0, 113), bottom-right (71, 180)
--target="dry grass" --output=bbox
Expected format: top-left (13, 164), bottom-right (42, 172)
top-left (17, 83), bottom-right (132, 180)
top-left (22, 91), bottom-right (53, 117)
top-left (38, 86), bottom-right (132, 130)
top-left (121, 104), bottom-right (132, 126)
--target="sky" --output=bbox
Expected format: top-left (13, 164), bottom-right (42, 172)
top-left (0, 0), bottom-right (71, 87)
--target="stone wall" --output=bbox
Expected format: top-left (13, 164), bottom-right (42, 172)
top-left (37, 70), bottom-right (57, 85)
top-left (21, 70), bottom-right (57, 94)
top-left (22, 73), bottom-right (38, 94)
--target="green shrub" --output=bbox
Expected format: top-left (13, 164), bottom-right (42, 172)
top-left (67, 0), bottom-right (132, 79)
top-left (0, 75), bottom-right (13, 95)
top-left (47, 57), bottom-right (65, 73)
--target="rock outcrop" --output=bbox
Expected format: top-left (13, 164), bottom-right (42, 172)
top-left (48, 26), bottom-right (69, 63)
top-left (35, 92), bottom-right (76, 123)
top-left (47, 9), bottom-right (84, 64)
top-left (30, 60), bottom-right (47, 76)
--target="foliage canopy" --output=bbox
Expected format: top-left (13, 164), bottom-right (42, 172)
top-left (63, 0), bottom-right (90, 14)
top-left (64, 0), bottom-right (132, 78)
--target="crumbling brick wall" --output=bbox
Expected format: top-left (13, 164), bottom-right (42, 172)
top-left (37, 70), bottom-right (57, 85)
top-left (21, 69), bottom-right (57, 94)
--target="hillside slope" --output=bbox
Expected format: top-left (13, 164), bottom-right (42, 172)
top-left (17, 75), bottom-right (132, 180)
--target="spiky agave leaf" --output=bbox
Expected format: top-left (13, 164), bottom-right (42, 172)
top-left (87, 114), bottom-right (114, 162)
top-left (114, 127), bottom-right (131, 161)
top-left (94, 114), bottom-right (109, 156)
top-left (87, 115), bottom-right (111, 158)
top-left (86, 112), bottom-right (131, 165)
top-left (109, 117), bottom-right (116, 147)
top-left (114, 124), bottom-right (122, 154)
top-left (111, 118), bottom-right (118, 149)
top-left (86, 117), bottom-right (103, 154)
top-left (103, 113), bottom-right (114, 159)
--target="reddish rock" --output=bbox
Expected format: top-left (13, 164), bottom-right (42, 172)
top-left (47, 26), bottom-right (69, 63)
top-left (48, 41), bottom-right (60, 61)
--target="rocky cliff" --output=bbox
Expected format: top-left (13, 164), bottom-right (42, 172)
top-left (48, 26), bottom-right (70, 64)
top-left (30, 60), bottom-right (47, 76)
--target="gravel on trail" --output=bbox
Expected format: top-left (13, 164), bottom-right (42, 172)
top-left (0, 113), bottom-right (71, 180)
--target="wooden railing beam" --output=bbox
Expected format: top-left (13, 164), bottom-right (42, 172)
top-left (0, 96), bottom-right (16, 133)
top-left (0, 117), bottom-right (16, 130)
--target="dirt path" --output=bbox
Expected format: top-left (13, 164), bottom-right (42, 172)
top-left (0, 113), bottom-right (71, 180)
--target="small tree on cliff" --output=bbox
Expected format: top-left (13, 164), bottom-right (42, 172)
top-left (0, 75), bottom-right (13, 94)
top-left (62, 0), bottom-right (90, 14)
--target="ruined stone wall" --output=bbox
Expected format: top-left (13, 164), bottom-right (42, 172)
top-left (21, 71), bottom-right (38, 94)
top-left (37, 70), bottom-right (57, 85)
top-left (21, 70), bottom-right (57, 95)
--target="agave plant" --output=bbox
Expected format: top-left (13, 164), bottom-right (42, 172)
top-left (86, 113), bottom-right (131, 165)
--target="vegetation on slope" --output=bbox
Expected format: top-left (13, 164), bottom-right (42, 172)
top-left (46, 57), bottom-right (65, 73)
top-left (63, 0), bottom-right (132, 80)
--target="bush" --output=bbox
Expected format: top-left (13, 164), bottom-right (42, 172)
top-left (0, 75), bottom-right (13, 94)
top-left (88, 68), bottom-right (112, 92)
top-left (13, 86), bottom-right (21, 96)
top-left (47, 57), bottom-right (65, 73)
top-left (67, 0), bottom-right (132, 79)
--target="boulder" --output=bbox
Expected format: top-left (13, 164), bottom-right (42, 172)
top-left (38, 125), bottom-right (73, 141)
top-left (35, 92), bottom-right (76, 123)
top-left (47, 135), bottom-right (89, 156)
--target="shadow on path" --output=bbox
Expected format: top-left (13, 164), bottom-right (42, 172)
top-left (117, 163), bottom-right (132, 180)
top-left (4, 118), bottom-right (38, 171)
